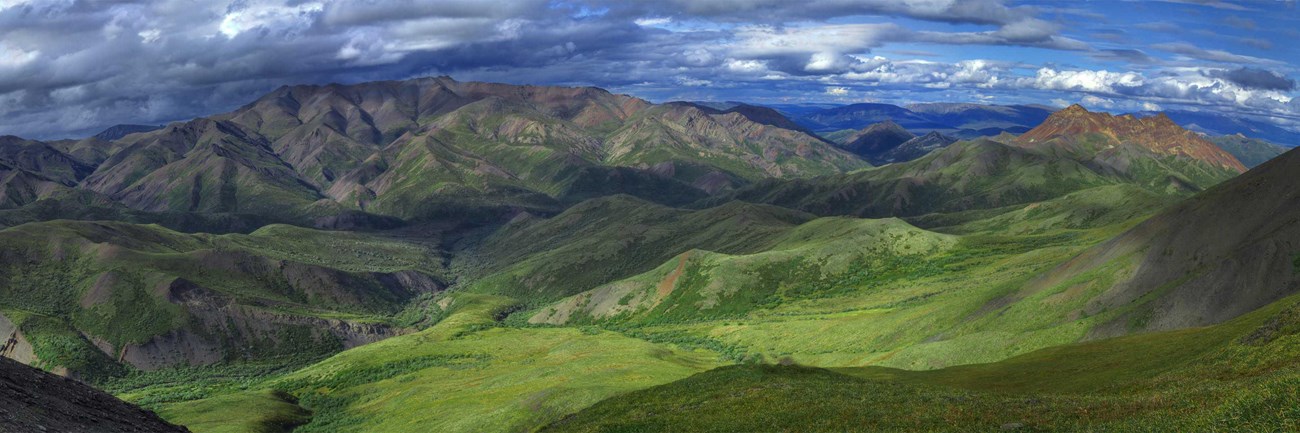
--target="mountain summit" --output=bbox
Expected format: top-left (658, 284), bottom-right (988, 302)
top-left (1018, 104), bottom-right (1245, 172)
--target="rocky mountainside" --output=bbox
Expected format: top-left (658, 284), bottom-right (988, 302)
top-left (0, 356), bottom-right (189, 432)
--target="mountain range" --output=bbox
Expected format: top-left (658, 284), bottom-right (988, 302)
top-left (0, 77), bottom-right (865, 231)
top-left (1, 76), bottom-right (1298, 433)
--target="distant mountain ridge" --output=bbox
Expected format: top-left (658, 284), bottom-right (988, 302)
top-left (720, 105), bottom-right (1246, 219)
top-left (835, 120), bottom-right (915, 163)
top-left (1208, 133), bottom-right (1287, 168)
top-left (0, 77), bottom-right (866, 226)
top-left (785, 102), bottom-right (1054, 139)
top-left (1138, 110), bottom-right (1300, 147)
top-left (765, 101), bottom-right (1300, 148)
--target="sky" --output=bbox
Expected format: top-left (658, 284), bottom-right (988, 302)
top-left (1, 0), bottom-right (1298, 139)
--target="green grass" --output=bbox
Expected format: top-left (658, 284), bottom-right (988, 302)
top-left (156, 389), bottom-right (310, 433)
top-left (145, 293), bottom-right (721, 433)
top-left (542, 295), bottom-right (1300, 433)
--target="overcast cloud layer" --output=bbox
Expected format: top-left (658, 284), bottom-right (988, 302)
top-left (1, 0), bottom-right (1297, 139)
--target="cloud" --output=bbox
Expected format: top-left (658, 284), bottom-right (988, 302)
top-left (1089, 49), bottom-right (1157, 64)
top-left (1013, 66), bottom-right (1295, 118)
top-left (1151, 42), bottom-right (1278, 64)
top-left (1157, 0), bottom-right (1253, 11)
top-left (634, 17), bottom-right (671, 27)
top-left (825, 86), bottom-right (849, 96)
top-left (1209, 67), bottom-right (1295, 91)
top-left (1028, 68), bottom-right (1144, 94)
top-left (1222, 15), bottom-right (1256, 29)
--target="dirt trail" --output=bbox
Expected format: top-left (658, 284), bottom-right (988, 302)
top-left (656, 251), bottom-right (692, 298)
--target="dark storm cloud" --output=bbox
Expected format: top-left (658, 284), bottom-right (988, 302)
top-left (1210, 68), bottom-right (1296, 91)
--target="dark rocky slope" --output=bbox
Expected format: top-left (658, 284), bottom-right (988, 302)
top-left (0, 356), bottom-right (189, 432)
top-left (1026, 146), bottom-right (1300, 337)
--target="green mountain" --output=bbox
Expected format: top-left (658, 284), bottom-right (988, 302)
top-left (834, 120), bottom-right (915, 164)
top-left (530, 217), bottom-right (955, 325)
top-left (725, 138), bottom-right (1115, 219)
top-left (0, 220), bottom-right (445, 378)
top-left (1209, 133), bottom-right (1288, 168)
top-left (540, 150), bottom-right (1300, 433)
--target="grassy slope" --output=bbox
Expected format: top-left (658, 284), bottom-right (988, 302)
top-left (543, 294), bottom-right (1300, 433)
top-left (145, 294), bottom-right (720, 433)
top-left (522, 184), bottom-right (1174, 368)
top-left (529, 217), bottom-right (956, 327)
top-left (456, 195), bottom-right (814, 303)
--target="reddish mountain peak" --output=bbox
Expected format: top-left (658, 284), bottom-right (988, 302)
top-left (1017, 107), bottom-right (1246, 172)
top-left (1059, 103), bottom-right (1090, 115)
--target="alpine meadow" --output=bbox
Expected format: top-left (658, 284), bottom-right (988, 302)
top-left (2, 1), bottom-right (1300, 432)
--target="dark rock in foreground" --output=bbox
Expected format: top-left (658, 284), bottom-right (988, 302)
top-left (0, 357), bottom-right (188, 433)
